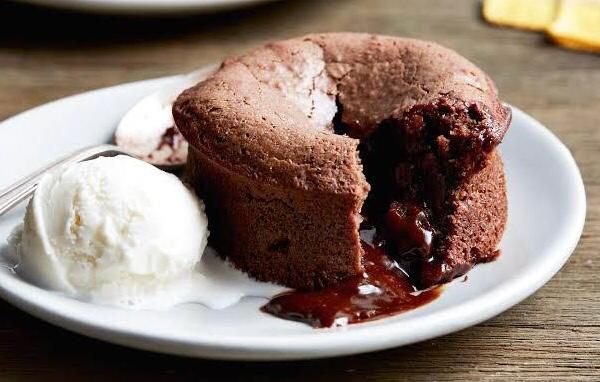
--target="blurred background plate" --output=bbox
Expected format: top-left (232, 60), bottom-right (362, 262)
top-left (9, 0), bottom-right (281, 15)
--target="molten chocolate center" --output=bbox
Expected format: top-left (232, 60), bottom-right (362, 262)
top-left (261, 99), bottom-right (498, 327)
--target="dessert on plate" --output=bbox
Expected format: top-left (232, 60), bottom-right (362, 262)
top-left (172, 33), bottom-right (511, 327)
top-left (173, 32), bottom-right (509, 286)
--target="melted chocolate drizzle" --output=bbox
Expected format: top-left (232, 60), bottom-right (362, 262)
top-left (261, 225), bottom-right (441, 328)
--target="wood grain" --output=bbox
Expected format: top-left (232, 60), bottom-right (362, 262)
top-left (1, 0), bottom-right (599, 380)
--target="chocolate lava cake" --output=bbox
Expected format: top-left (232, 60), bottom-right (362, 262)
top-left (173, 33), bottom-right (510, 290)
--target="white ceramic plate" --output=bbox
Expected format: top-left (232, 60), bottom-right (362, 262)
top-left (11, 0), bottom-right (279, 15)
top-left (0, 71), bottom-right (586, 361)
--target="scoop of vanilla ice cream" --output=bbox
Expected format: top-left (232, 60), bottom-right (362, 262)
top-left (18, 155), bottom-right (208, 308)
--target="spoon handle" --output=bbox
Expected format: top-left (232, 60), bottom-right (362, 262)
top-left (0, 144), bottom-right (130, 217)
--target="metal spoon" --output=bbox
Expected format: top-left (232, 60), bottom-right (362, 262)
top-left (0, 144), bottom-right (133, 218)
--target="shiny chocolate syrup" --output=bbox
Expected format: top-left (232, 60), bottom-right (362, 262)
top-left (261, 209), bottom-right (441, 328)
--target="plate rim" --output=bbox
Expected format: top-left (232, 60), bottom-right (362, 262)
top-left (10, 0), bottom-right (280, 14)
top-left (0, 76), bottom-right (587, 361)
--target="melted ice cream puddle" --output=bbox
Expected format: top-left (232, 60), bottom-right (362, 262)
top-left (8, 231), bottom-right (286, 311)
top-left (7, 236), bottom-right (286, 310)
top-left (189, 247), bottom-right (287, 310)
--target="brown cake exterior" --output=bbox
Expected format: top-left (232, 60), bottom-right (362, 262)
top-left (173, 33), bottom-right (511, 290)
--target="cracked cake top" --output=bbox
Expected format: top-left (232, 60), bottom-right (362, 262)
top-left (172, 32), bottom-right (510, 196)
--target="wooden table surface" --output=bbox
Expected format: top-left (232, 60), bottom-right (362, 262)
top-left (1, 0), bottom-right (598, 380)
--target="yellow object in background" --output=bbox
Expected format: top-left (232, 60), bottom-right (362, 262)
top-left (482, 0), bottom-right (600, 53)
top-left (547, 0), bottom-right (600, 53)
top-left (482, 0), bottom-right (560, 30)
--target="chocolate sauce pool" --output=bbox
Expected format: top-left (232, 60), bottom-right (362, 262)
top-left (261, 226), bottom-right (441, 328)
